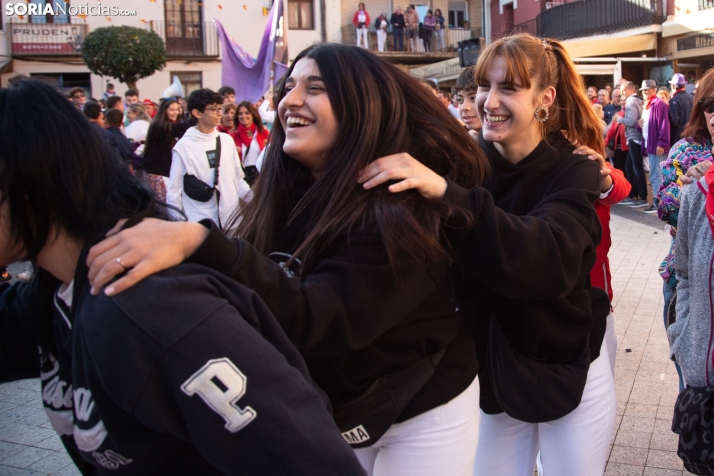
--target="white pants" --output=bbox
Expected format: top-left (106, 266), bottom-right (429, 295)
top-left (605, 311), bottom-right (617, 378)
top-left (377, 29), bottom-right (387, 52)
top-left (356, 26), bottom-right (369, 49)
top-left (473, 345), bottom-right (616, 476)
top-left (355, 377), bottom-right (479, 476)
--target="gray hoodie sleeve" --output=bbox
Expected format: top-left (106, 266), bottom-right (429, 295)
top-left (668, 178), bottom-right (714, 388)
top-left (620, 96), bottom-right (640, 128)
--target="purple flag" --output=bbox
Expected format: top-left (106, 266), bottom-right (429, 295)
top-left (215, 1), bottom-right (288, 103)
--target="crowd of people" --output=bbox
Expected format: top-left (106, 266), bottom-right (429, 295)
top-left (353, 3), bottom-right (448, 53)
top-left (1, 33), bottom-right (714, 476)
top-left (581, 70), bottom-right (714, 475)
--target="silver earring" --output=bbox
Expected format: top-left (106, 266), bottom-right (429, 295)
top-left (534, 106), bottom-right (549, 123)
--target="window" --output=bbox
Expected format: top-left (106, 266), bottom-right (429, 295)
top-left (170, 72), bottom-right (202, 98)
top-left (165, 0), bottom-right (201, 39)
top-left (30, 0), bottom-right (70, 24)
top-left (448, 10), bottom-right (467, 28)
top-left (165, 0), bottom-right (203, 56)
top-left (287, 0), bottom-right (314, 30)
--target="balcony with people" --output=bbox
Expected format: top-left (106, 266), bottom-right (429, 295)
top-left (341, 3), bottom-right (482, 65)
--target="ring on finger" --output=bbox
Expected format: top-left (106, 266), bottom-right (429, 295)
top-left (116, 256), bottom-right (129, 271)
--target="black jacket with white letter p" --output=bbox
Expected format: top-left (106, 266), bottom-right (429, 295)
top-left (0, 260), bottom-right (365, 475)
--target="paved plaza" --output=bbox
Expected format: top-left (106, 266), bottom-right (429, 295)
top-left (0, 213), bottom-right (693, 475)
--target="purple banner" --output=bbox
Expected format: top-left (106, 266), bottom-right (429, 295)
top-left (215, 1), bottom-right (288, 103)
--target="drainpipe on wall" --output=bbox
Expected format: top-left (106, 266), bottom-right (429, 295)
top-left (483, 0), bottom-right (490, 45)
top-left (320, 0), bottom-right (327, 43)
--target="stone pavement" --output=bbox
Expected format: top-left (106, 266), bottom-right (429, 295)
top-left (0, 214), bottom-right (692, 475)
top-left (605, 213), bottom-right (691, 476)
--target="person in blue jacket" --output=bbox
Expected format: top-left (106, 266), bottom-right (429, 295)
top-left (0, 79), bottom-right (365, 476)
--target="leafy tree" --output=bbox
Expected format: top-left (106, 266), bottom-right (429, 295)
top-left (82, 26), bottom-right (166, 93)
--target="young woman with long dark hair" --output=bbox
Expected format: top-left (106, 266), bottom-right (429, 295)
top-left (141, 98), bottom-right (195, 196)
top-left (0, 80), bottom-right (365, 475)
top-left (86, 43), bottom-right (489, 475)
top-left (235, 100), bottom-right (269, 185)
top-left (359, 34), bottom-right (616, 475)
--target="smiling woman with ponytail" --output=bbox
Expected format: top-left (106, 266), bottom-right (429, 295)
top-left (359, 34), bottom-right (615, 475)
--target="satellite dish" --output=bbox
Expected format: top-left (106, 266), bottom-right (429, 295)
top-left (161, 76), bottom-right (184, 99)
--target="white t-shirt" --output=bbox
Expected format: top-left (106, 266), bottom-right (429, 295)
top-left (641, 107), bottom-right (650, 149)
top-left (242, 136), bottom-right (260, 168)
top-left (258, 100), bottom-right (275, 126)
top-left (125, 120), bottom-right (150, 156)
top-left (448, 104), bottom-right (461, 120)
top-left (358, 12), bottom-right (366, 23)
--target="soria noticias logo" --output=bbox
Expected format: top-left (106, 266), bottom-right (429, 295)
top-left (5, 2), bottom-right (137, 17)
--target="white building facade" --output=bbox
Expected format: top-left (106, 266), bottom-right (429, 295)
top-left (0, 0), bottom-right (340, 101)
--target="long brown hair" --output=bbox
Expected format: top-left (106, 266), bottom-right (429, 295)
top-left (682, 67), bottom-right (714, 144)
top-left (474, 34), bottom-right (604, 156)
top-left (235, 43), bottom-right (488, 277)
top-left (143, 98), bottom-right (180, 163)
top-left (236, 100), bottom-right (265, 133)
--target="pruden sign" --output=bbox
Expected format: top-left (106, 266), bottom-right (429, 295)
top-left (677, 33), bottom-right (714, 52)
top-left (11, 24), bottom-right (86, 55)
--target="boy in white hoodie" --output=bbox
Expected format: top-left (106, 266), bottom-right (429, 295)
top-left (168, 89), bottom-right (252, 230)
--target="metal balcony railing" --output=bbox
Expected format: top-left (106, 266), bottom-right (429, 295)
top-left (700, 0), bottom-right (714, 10)
top-left (450, 27), bottom-right (483, 47)
top-left (150, 20), bottom-right (219, 58)
top-left (535, 0), bottom-right (666, 40)
top-left (8, 21), bottom-right (87, 55)
top-left (341, 24), bottom-right (481, 52)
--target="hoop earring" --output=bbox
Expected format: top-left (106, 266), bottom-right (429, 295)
top-left (534, 106), bottom-right (549, 123)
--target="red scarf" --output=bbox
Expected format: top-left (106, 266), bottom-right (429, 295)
top-left (704, 164), bottom-right (714, 239)
top-left (237, 124), bottom-right (269, 159)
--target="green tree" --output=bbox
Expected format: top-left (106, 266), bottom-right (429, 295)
top-left (82, 26), bottom-right (166, 93)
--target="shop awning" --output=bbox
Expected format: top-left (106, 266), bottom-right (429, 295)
top-left (562, 33), bottom-right (657, 58)
top-left (573, 63), bottom-right (618, 76)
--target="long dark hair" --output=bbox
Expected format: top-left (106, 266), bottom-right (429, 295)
top-left (236, 43), bottom-right (488, 276)
top-left (0, 80), bottom-right (157, 261)
top-left (0, 80), bottom-right (161, 355)
top-left (143, 98), bottom-right (180, 163)
top-left (236, 100), bottom-right (265, 133)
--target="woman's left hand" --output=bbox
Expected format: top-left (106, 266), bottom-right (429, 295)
top-left (573, 145), bottom-right (613, 193)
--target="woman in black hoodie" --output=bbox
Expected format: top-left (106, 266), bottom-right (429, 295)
top-left (359, 34), bottom-right (616, 476)
top-left (86, 43), bottom-right (489, 476)
top-left (140, 98), bottom-right (195, 199)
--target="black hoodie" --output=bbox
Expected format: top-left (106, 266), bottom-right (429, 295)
top-left (0, 257), bottom-right (366, 475)
top-left (444, 132), bottom-right (610, 416)
top-left (186, 206), bottom-right (479, 428)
